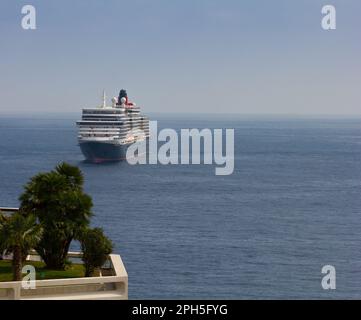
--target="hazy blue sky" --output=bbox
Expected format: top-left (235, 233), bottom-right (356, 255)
top-left (0, 0), bottom-right (360, 114)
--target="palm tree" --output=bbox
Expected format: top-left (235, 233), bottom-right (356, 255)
top-left (0, 213), bottom-right (42, 281)
top-left (19, 162), bottom-right (92, 269)
top-left (0, 211), bottom-right (6, 224)
top-left (0, 211), bottom-right (7, 260)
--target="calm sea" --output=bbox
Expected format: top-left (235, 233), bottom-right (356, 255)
top-left (1, 114), bottom-right (361, 299)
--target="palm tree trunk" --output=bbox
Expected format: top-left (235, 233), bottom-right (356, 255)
top-left (60, 237), bottom-right (72, 268)
top-left (85, 265), bottom-right (94, 277)
top-left (12, 246), bottom-right (22, 281)
top-left (38, 236), bottom-right (73, 270)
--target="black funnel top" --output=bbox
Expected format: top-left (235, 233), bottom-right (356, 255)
top-left (117, 89), bottom-right (127, 105)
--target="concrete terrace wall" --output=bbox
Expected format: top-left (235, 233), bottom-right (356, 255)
top-left (0, 253), bottom-right (128, 300)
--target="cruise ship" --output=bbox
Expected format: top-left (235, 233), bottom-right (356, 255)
top-left (76, 89), bottom-right (150, 163)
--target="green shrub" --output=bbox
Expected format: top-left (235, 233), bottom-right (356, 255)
top-left (79, 227), bottom-right (113, 277)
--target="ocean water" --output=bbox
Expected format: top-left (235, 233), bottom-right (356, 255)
top-left (1, 114), bottom-right (361, 299)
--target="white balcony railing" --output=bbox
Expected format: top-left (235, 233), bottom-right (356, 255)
top-left (0, 252), bottom-right (128, 300)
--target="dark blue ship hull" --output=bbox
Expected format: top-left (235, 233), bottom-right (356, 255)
top-left (79, 141), bottom-right (133, 163)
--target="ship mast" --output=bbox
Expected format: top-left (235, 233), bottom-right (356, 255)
top-left (102, 90), bottom-right (106, 108)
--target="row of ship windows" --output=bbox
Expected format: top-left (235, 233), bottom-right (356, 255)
top-left (80, 128), bottom-right (150, 132)
top-left (80, 133), bottom-right (149, 136)
top-left (83, 111), bottom-right (142, 114)
top-left (81, 114), bottom-right (142, 118)
top-left (78, 124), bottom-right (149, 128)
top-left (80, 119), bottom-right (147, 122)
top-left (79, 127), bottom-right (150, 131)
top-left (80, 119), bottom-right (148, 122)
top-left (82, 109), bottom-right (141, 114)
top-left (80, 127), bottom-right (149, 130)
top-left (82, 113), bottom-right (143, 116)
top-left (79, 124), bottom-right (149, 128)
top-left (79, 130), bottom-right (149, 134)
top-left (79, 133), bottom-right (150, 138)
top-left (78, 124), bottom-right (149, 129)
